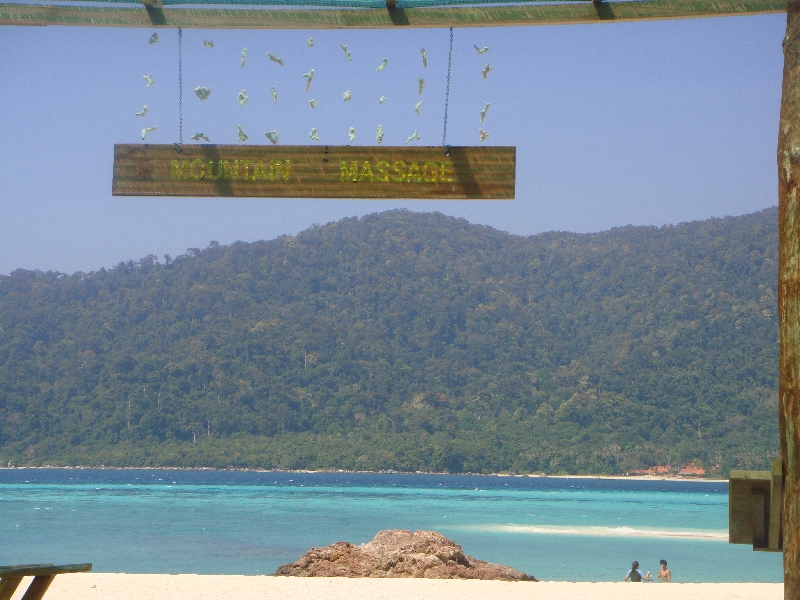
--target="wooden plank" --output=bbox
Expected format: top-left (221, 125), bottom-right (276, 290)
top-left (0, 566), bottom-right (53, 575)
top-left (0, 564), bottom-right (91, 577)
top-left (729, 470), bottom-right (775, 481)
top-left (112, 144), bottom-right (515, 199)
top-left (751, 489), bottom-right (767, 548)
top-left (769, 458), bottom-right (783, 550)
top-left (0, 0), bottom-right (786, 29)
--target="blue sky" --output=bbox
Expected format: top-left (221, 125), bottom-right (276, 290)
top-left (0, 12), bottom-right (786, 274)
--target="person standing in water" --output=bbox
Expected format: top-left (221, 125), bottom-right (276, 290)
top-left (657, 559), bottom-right (671, 581)
top-left (623, 561), bottom-right (651, 581)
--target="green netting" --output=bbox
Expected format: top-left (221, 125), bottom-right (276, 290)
top-left (167, 0), bottom-right (548, 5)
top-left (0, 0), bottom-right (762, 8)
top-left (0, 0), bottom-right (786, 28)
top-left (13, 0), bottom-right (588, 6)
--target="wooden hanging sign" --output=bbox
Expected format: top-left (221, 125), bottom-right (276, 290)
top-left (112, 144), bottom-right (515, 199)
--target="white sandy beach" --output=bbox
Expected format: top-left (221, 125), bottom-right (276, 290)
top-left (7, 573), bottom-right (782, 600)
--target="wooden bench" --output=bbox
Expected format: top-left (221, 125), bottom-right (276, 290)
top-left (0, 563), bottom-right (92, 600)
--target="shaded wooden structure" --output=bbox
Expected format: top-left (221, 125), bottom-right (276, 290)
top-left (729, 459), bottom-right (783, 551)
top-left (2, 0), bottom-right (799, 594)
top-left (0, 564), bottom-right (92, 600)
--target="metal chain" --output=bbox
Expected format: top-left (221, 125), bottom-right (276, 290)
top-left (442, 26), bottom-right (453, 153)
top-left (178, 27), bottom-right (183, 145)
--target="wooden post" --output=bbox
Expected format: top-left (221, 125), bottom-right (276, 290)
top-left (779, 1), bottom-right (800, 595)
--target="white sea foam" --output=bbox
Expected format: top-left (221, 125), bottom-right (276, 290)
top-left (454, 523), bottom-right (728, 541)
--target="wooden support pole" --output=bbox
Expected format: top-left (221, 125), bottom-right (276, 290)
top-left (779, 1), bottom-right (800, 596)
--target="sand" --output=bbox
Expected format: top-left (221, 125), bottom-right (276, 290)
top-left (6, 573), bottom-right (782, 600)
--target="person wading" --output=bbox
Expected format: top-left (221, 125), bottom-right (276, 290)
top-left (623, 561), bottom-right (650, 582)
top-left (657, 559), bottom-right (671, 582)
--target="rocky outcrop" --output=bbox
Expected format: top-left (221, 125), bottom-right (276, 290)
top-left (274, 529), bottom-right (537, 580)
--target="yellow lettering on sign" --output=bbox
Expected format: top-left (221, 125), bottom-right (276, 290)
top-left (332, 159), bottom-right (455, 184)
top-left (190, 159), bottom-right (206, 180)
top-left (208, 161), bottom-right (223, 181)
top-left (439, 162), bottom-right (454, 183)
top-left (375, 161), bottom-right (390, 183)
top-left (406, 162), bottom-right (422, 183)
top-left (423, 162), bottom-right (438, 183)
top-left (359, 161), bottom-right (374, 182)
top-left (175, 155), bottom-right (452, 187)
top-left (272, 160), bottom-right (290, 182)
top-left (170, 159), bottom-right (190, 181)
top-left (391, 161), bottom-right (406, 183)
top-left (341, 161), bottom-right (358, 182)
top-left (240, 160), bottom-right (254, 180)
top-left (222, 160), bottom-right (238, 180)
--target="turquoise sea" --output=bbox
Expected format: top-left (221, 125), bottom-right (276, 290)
top-left (0, 469), bottom-right (783, 582)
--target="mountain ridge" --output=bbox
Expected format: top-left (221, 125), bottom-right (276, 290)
top-left (0, 207), bottom-right (780, 474)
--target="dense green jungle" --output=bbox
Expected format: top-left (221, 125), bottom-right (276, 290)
top-left (0, 208), bottom-right (780, 475)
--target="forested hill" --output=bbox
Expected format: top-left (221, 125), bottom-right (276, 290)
top-left (0, 208), bottom-right (779, 475)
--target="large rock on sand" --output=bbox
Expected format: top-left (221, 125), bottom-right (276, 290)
top-left (274, 529), bottom-right (537, 580)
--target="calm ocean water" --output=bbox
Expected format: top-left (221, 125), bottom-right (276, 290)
top-left (0, 469), bottom-right (782, 582)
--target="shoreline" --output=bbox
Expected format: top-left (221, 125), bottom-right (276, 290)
top-left (0, 465), bottom-right (726, 482)
top-left (8, 574), bottom-right (782, 600)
